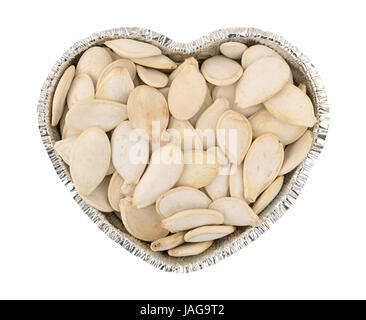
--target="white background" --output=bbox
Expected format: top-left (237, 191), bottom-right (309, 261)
top-left (0, 0), bottom-right (365, 300)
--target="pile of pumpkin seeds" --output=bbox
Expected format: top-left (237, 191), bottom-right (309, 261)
top-left (52, 38), bottom-right (315, 257)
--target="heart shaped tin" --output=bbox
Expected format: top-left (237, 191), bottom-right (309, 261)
top-left (37, 27), bottom-right (329, 272)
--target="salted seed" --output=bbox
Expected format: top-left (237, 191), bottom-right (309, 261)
top-left (52, 65), bottom-right (75, 126)
top-left (252, 176), bottom-right (284, 215)
top-left (249, 108), bottom-right (307, 145)
top-left (156, 186), bottom-right (212, 218)
top-left (150, 232), bottom-right (186, 251)
top-left (168, 241), bottom-right (213, 257)
top-left (96, 67), bottom-right (134, 104)
top-left (279, 130), bottom-right (313, 175)
top-left (196, 97), bottom-right (230, 149)
top-left (241, 44), bottom-right (281, 69)
top-left (201, 55), bottom-right (243, 86)
top-left (264, 83), bottom-right (316, 127)
top-left (162, 209), bottom-right (224, 233)
top-left (70, 127), bottom-right (111, 195)
top-left (96, 59), bottom-right (136, 89)
top-left (120, 198), bottom-right (169, 242)
top-left (133, 143), bottom-right (184, 208)
top-left (132, 54), bottom-right (177, 70)
top-left (111, 120), bottom-right (149, 184)
top-left (107, 171), bottom-right (125, 212)
top-left (229, 164), bottom-right (245, 200)
top-left (59, 105), bottom-right (69, 135)
top-left (127, 85), bottom-right (169, 139)
top-left (177, 150), bottom-right (219, 189)
top-left (80, 176), bottom-right (113, 212)
top-left (243, 133), bottom-right (284, 203)
top-left (66, 99), bottom-right (127, 132)
top-left (76, 47), bottom-right (112, 85)
top-left (235, 56), bottom-right (291, 109)
top-left (209, 197), bottom-right (260, 226)
top-left (136, 65), bottom-right (168, 88)
top-left (168, 57), bottom-right (199, 86)
top-left (205, 147), bottom-right (231, 200)
top-left (54, 136), bottom-right (77, 165)
top-left (168, 64), bottom-right (207, 120)
top-left (184, 225), bottom-right (236, 242)
top-left (105, 39), bottom-right (161, 59)
top-left (220, 42), bottom-right (248, 60)
top-left (216, 110), bottom-right (252, 165)
top-left (67, 73), bottom-right (94, 108)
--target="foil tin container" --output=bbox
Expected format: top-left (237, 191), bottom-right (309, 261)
top-left (37, 27), bottom-right (330, 272)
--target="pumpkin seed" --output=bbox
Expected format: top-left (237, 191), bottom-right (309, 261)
top-left (59, 105), bottom-right (69, 135)
top-left (209, 197), bottom-right (260, 226)
top-left (196, 97), bottom-right (230, 149)
top-left (252, 176), bottom-right (284, 215)
top-left (65, 99), bottom-right (127, 132)
top-left (201, 55), bottom-right (243, 86)
top-left (264, 83), bottom-right (316, 127)
top-left (136, 65), bottom-right (168, 88)
top-left (184, 225), bottom-right (236, 242)
top-left (168, 57), bottom-right (199, 85)
top-left (243, 133), bottom-right (284, 203)
top-left (132, 54), bottom-right (177, 70)
top-left (127, 85), bottom-right (169, 139)
top-left (162, 209), bottom-right (224, 233)
top-left (216, 110), bottom-right (252, 165)
top-left (229, 164), bottom-right (245, 200)
top-left (150, 232), bottom-right (186, 251)
top-left (220, 42), bottom-right (248, 60)
top-left (205, 147), bottom-right (230, 200)
top-left (120, 198), bottom-right (169, 242)
top-left (80, 176), bottom-right (113, 212)
top-left (177, 150), bottom-right (219, 188)
top-left (76, 47), bottom-right (112, 85)
top-left (111, 120), bottom-right (149, 184)
top-left (249, 108), bottom-right (307, 145)
top-left (168, 241), bottom-right (213, 257)
top-left (168, 64), bottom-right (207, 120)
top-left (96, 67), bottom-right (134, 104)
top-left (156, 186), bottom-right (211, 218)
top-left (105, 39), bottom-right (161, 59)
top-left (97, 59), bottom-right (136, 89)
top-left (52, 65), bottom-right (75, 126)
top-left (241, 44), bottom-right (281, 69)
top-left (67, 73), bottom-right (94, 108)
top-left (70, 127), bottom-right (111, 195)
top-left (107, 171), bottom-right (125, 212)
top-left (279, 130), bottom-right (313, 175)
top-left (235, 56), bottom-right (291, 109)
top-left (54, 136), bottom-right (77, 165)
top-left (133, 143), bottom-right (184, 208)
